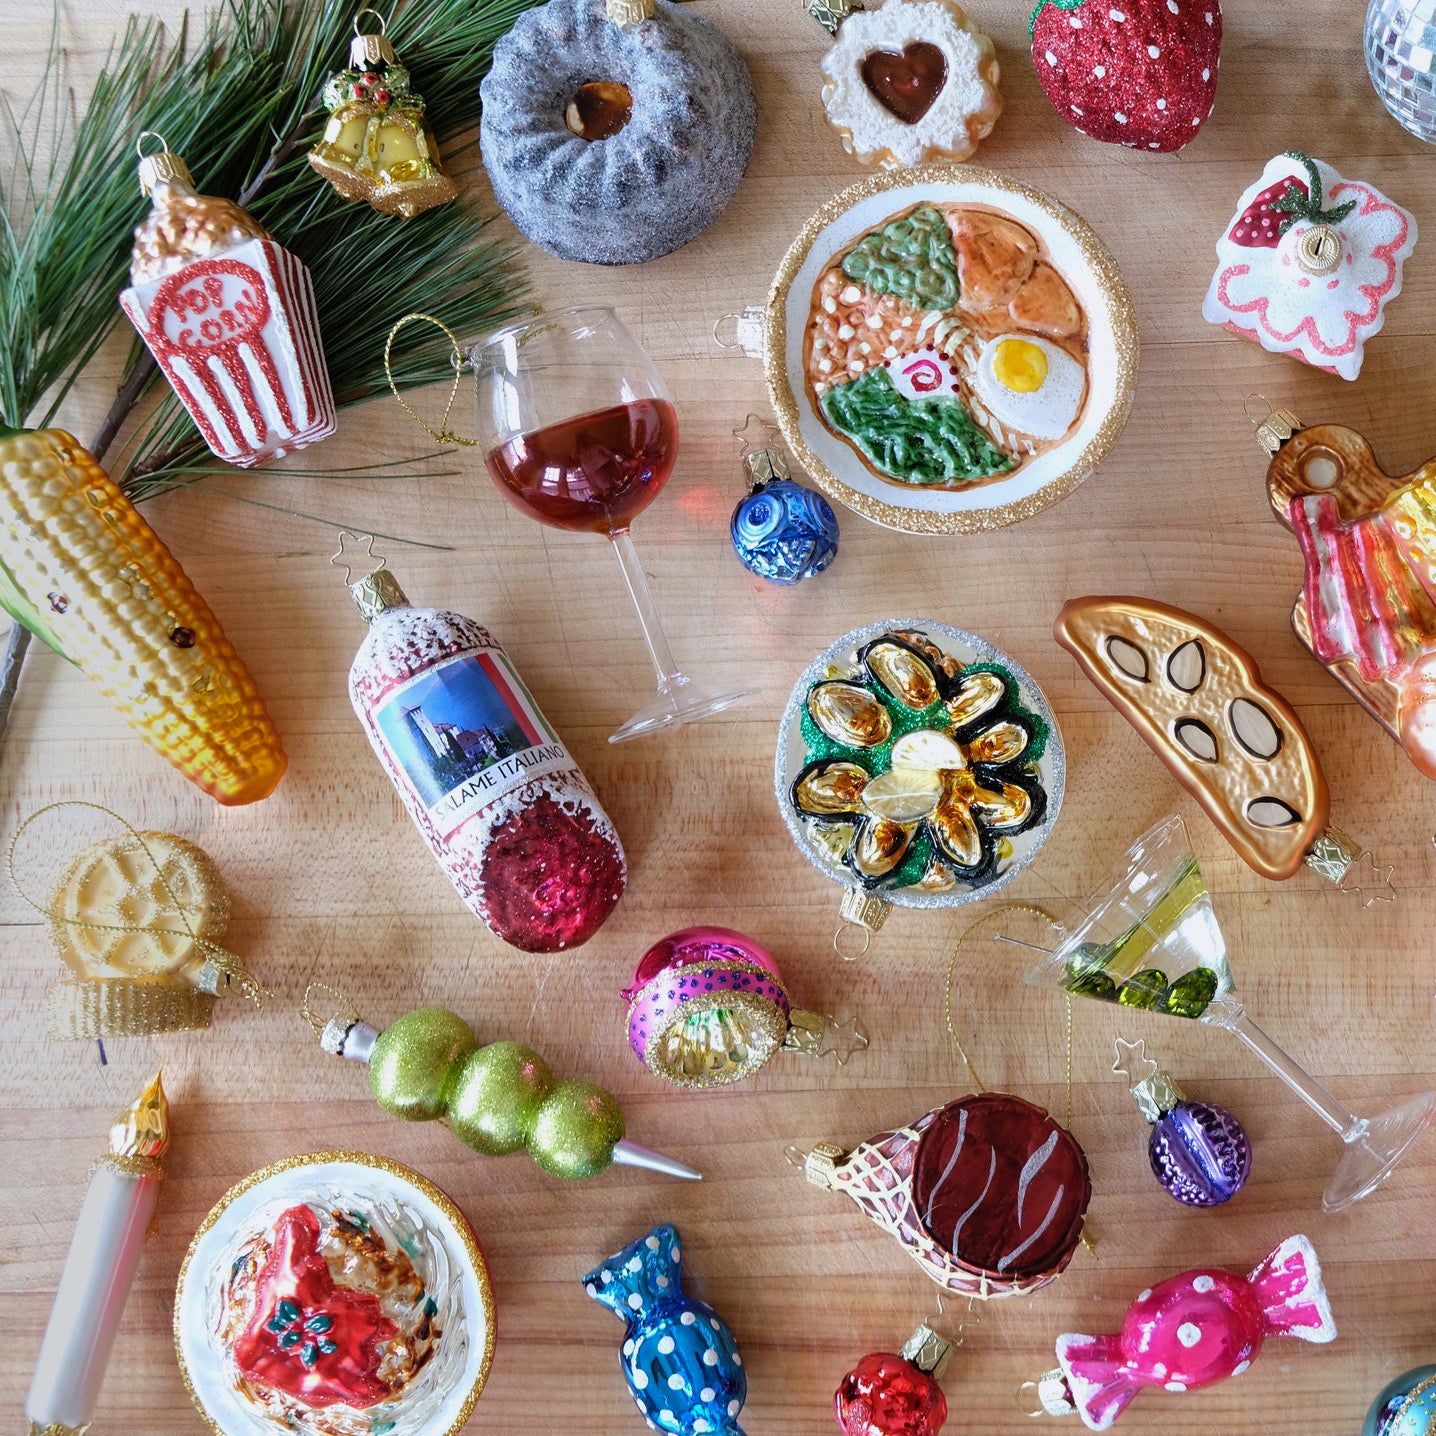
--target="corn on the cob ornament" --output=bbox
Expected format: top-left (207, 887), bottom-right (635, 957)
top-left (308, 12), bottom-right (458, 218)
top-left (119, 134), bottom-right (335, 466)
top-left (0, 425), bottom-right (286, 803)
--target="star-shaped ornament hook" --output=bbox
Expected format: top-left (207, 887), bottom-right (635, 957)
top-left (1343, 848), bottom-right (1395, 908)
top-left (330, 531), bottom-right (387, 587)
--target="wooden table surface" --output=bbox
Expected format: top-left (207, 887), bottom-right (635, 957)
top-left (4, 1), bottom-right (1436, 1432)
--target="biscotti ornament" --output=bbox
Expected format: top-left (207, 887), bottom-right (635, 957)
top-left (801, 1092), bottom-right (1092, 1299)
top-left (10, 802), bottom-right (262, 1039)
top-left (624, 926), bottom-right (867, 1087)
top-left (1367, 1368), bottom-right (1436, 1436)
top-left (835, 1323), bottom-right (953, 1436)
top-left (119, 135), bottom-right (335, 465)
top-left (308, 12), bottom-right (458, 218)
top-left (479, 0), bottom-right (756, 265)
top-left (1258, 408), bottom-right (1436, 783)
top-left (336, 537), bottom-right (625, 952)
top-left (1203, 152), bottom-right (1416, 380)
top-left (810, 0), bottom-right (1001, 168)
top-left (310, 992), bottom-right (700, 1180)
top-left (1030, 0), bottom-right (1221, 151)
top-left (585, 1224), bottom-right (748, 1436)
top-left (0, 424), bottom-right (286, 803)
top-left (1054, 595), bottom-right (1379, 891)
top-left (175, 1152), bottom-right (494, 1436)
top-left (1033, 1235), bottom-right (1334, 1431)
top-left (777, 620), bottom-right (1062, 955)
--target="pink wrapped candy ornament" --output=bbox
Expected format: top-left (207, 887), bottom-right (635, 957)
top-left (625, 927), bottom-right (866, 1088)
top-left (1035, 1234), bottom-right (1336, 1431)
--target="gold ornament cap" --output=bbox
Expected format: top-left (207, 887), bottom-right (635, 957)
top-left (351, 569), bottom-right (409, 621)
top-left (900, 1323), bottom-right (953, 1378)
top-left (110, 1071), bottom-right (171, 1161)
top-left (839, 886), bottom-right (890, 933)
top-left (1305, 825), bottom-right (1361, 884)
top-left (136, 137), bottom-right (195, 196)
top-left (809, 0), bottom-right (863, 36)
top-left (803, 1140), bottom-right (846, 1189)
top-left (350, 30), bottom-right (398, 67)
top-left (744, 447), bottom-right (790, 488)
top-left (1129, 1069), bottom-right (1182, 1124)
top-left (607, 0), bottom-right (657, 22)
top-left (1255, 406), bottom-right (1303, 456)
top-left (1294, 224), bottom-right (1343, 277)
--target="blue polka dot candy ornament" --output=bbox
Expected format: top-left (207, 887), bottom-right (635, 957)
top-left (584, 1223), bottom-right (748, 1435)
top-left (729, 417), bottom-right (838, 586)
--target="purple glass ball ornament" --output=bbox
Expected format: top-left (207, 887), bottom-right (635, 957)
top-left (1149, 1098), bottom-right (1252, 1207)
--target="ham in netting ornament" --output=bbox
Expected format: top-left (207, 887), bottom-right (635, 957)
top-left (119, 134), bottom-right (335, 466)
top-left (800, 1092), bottom-right (1091, 1299)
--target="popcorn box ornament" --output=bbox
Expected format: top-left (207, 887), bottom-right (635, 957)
top-left (1202, 150), bottom-right (1416, 381)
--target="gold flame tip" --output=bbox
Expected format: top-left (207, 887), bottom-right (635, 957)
top-left (109, 1069), bottom-right (171, 1160)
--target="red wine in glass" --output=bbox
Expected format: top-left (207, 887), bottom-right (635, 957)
top-left (484, 399), bottom-right (679, 534)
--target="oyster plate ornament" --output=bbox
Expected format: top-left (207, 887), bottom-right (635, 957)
top-left (175, 1152), bottom-right (493, 1436)
top-left (776, 618), bottom-right (1063, 951)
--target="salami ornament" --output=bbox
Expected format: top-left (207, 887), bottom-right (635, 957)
top-left (335, 537), bottom-right (625, 952)
top-left (1366, 1367), bottom-right (1436, 1436)
top-left (119, 134), bottom-right (335, 466)
top-left (801, 1092), bottom-right (1091, 1299)
top-left (1034, 1235), bottom-right (1336, 1431)
top-left (310, 994), bottom-right (700, 1181)
top-left (624, 926), bottom-right (867, 1087)
top-left (730, 417), bottom-right (839, 586)
top-left (585, 1223), bottom-right (748, 1436)
top-left (810, 0), bottom-right (1002, 169)
top-left (1112, 1037), bottom-right (1250, 1207)
top-left (1202, 152), bottom-right (1416, 381)
top-left (835, 1324), bottom-right (952, 1436)
top-left (1030, 0), bottom-right (1221, 152)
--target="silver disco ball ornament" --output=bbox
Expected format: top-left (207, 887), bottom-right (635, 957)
top-left (1366, 0), bottom-right (1436, 142)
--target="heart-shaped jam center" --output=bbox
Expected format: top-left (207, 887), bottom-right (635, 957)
top-left (860, 42), bottom-right (948, 125)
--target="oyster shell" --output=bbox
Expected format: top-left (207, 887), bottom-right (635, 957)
top-left (863, 639), bottom-right (941, 710)
top-left (850, 817), bottom-right (914, 880)
top-left (794, 760), bottom-right (869, 816)
top-left (808, 682), bottom-right (892, 748)
top-left (948, 671), bottom-right (1007, 728)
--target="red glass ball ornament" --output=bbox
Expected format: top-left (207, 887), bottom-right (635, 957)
top-left (835, 1352), bottom-right (948, 1436)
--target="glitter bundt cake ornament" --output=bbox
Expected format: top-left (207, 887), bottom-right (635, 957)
top-left (480, 0), bottom-right (757, 265)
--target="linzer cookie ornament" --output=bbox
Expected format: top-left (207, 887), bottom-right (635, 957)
top-left (308, 12), bottom-right (458, 218)
top-left (1053, 595), bottom-right (1378, 890)
top-left (309, 992), bottom-right (701, 1180)
top-left (175, 1152), bottom-right (495, 1436)
top-left (335, 535), bottom-right (625, 952)
top-left (479, 0), bottom-right (756, 265)
top-left (1033, 1235), bottom-right (1335, 1431)
top-left (1258, 409), bottom-right (1436, 783)
top-left (730, 416), bottom-right (840, 585)
top-left (119, 135), bottom-right (335, 465)
top-left (624, 926), bottom-right (868, 1088)
top-left (776, 619), bottom-right (1062, 954)
top-left (1030, 0), bottom-right (1222, 152)
top-left (801, 1092), bottom-right (1091, 1299)
top-left (835, 1323), bottom-right (954, 1436)
top-left (731, 167), bottom-right (1136, 533)
top-left (1202, 152), bottom-right (1416, 380)
top-left (809, 0), bottom-right (1002, 169)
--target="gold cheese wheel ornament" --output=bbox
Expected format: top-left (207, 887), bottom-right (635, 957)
top-left (8, 802), bottom-right (262, 1039)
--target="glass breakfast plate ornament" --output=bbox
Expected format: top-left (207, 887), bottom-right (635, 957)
top-left (776, 619), bottom-right (1063, 955)
top-left (175, 1152), bottom-right (494, 1436)
top-left (717, 166), bottom-right (1137, 534)
top-left (1014, 814), bottom-right (1435, 1212)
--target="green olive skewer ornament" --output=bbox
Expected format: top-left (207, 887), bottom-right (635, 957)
top-left (307, 993), bottom-right (701, 1181)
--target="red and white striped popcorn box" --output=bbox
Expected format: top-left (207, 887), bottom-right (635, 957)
top-left (120, 238), bottom-right (336, 467)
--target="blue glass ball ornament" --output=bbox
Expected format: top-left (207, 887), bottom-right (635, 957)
top-left (1365, 1366), bottom-right (1436, 1436)
top-left (730, 478), bottom-right (839, 586)
top-left (1148, 1098), bottom-right (1252, 1206)
top-left (585, 1222), bottom-right (748, 1435)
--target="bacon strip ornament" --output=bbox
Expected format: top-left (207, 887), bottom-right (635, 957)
top-left (120, 137), bottom-right (335, 466)
top-left (1036, 1235), bottom-right (1336, 1431)
top-left (803, 1093), bottom-right (1090, 1299)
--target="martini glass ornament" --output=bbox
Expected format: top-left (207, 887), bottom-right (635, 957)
top-left (471, 306), bottom-right (753, 742)
top-left (1019, 814), bottom-right (1435, 1212)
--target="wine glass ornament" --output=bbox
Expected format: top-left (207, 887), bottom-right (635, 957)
top-left (808, 0), bottom-right (1002, 169)
top-left (798, 1090), bottom-right (1091, 1299)
top-left (729, 415), bottom-right (840, 585)
top-left (1257, 405), bottom-right (1436, 784)
top-left (624, 926), bottom-right (868, 1087)
top-left (1032, 1235), bottom-right (1335, 1431)
top-left (584, 1223), bottom-right (748, 1436)
top-left (307, 11), bottom-right (458, 217)
top-left (1202, 152), bottom-right (1415, 381)
top-left (1017, 814), bottom-right (1436, 1211)
top-left (776, 619), bottom-right (1063, 955)
top-left (1111, 1037), bottom-right (1250, 1207)
top-left (1053, 594), bottom-right (1388, 898)
top-left (834, 1319), bottom-right (956, 1436)
top-left (716, 166), bottom-right (1137, 534)
top-left (1366, 1367), bottom-right (1436, 1436)
top-left (306, 990), bottom-right (700, 1181)
top-left (175, 1152), bottom-right (495, 1436)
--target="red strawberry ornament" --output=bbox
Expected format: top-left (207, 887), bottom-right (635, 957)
top-left (1030, 0), bottom-right (1222, 152)
top-left (1227, 152), bottom-right (1355, 249)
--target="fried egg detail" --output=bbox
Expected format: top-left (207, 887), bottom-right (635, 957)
top-left (885, 346), bottom-right (963, 401)
top-left (971, 335), bottom-right (1086, 441)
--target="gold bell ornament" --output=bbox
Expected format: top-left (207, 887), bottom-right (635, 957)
top-left (308, 11), bottom-right (458, 219)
